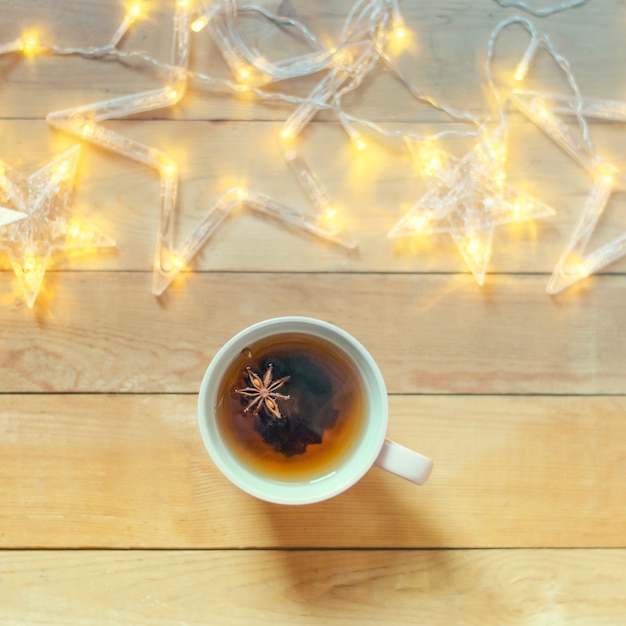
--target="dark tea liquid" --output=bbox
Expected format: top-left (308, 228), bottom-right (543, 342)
top-left (215, 332), bottom-right (366, 481)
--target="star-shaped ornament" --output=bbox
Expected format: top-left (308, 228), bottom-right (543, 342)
top-left (0, 146), bottom-right (115, 308)
top-left (388, 133), bottom-right (556, 285)
top-left (510, 90), bottom-right (626, 294)
top-left (47, 1), bottom-right (353, 297)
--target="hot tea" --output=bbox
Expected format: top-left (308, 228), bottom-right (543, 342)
top-left (215, 332), bottom-right (366, 481)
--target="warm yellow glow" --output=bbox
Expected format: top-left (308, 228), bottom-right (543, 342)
top-left (81, 122), bottom-right (96, 138)
top-left (355, 138), bottom-right (367, 151)
top-left (495, 170), bottom-right (506, 185)
top-left (191, 15), bottom-right (209, 32)
top-left (484, 139), bottom-right (506, 165)
top-left (426, 156), bottom-right (442, 176)
top-left (128, 4), bottom-right (142, 19)
top-left (321, 205), bottom-right (340, 232)
top-left (20, 34), bottom-right (38, 55)
top-left (537, 106), bottom-right (549, 119)
top-left (386, 17), bottom-right (415, 55)
top-left (167, 88), bottom-right (179, 100)
top-left (418, 147), bottom-right (444, 176)
top-left (467, 238), bottom-right (482, 257)
top-left (514, 68), bottom-right (525, 82)
top-left (411, 215), bottom-right (429, 233)
top-left (54, 161), bottom-right (72, 182)
top-left (177, 0), bottom-right (189, 7)
top-left (394, 25), bottom-right (407, 40)
top-left (236, 187), bottom-right (247, 200)
top-left (238, 68), bottom-right (250, 82)
top-left (568, 259), bottom-right (590, 278)
top-left (280, 127), bottom-right (294, 140)
top-left (162, 162), bottom-right (178, 177)
top-left (22, 250), bottom-right (37, 275)
top-left (332, 46), bottom-right (353, 68)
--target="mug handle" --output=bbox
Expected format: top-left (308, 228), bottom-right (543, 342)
top-left (374, 439), bottom-right (433, 485)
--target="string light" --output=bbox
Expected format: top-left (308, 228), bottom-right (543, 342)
top-left (493, 0), bottom-right (588, 17)
top-left (20, 35), bottom-right (40, 56)
top-left (483, 14), bottom-right (624, 293)
top-left (0, 146), bottom-right (115, 308)
top-left (110, 3), bottom-right (144, 47)
top-left (511, 90), bottom-right (625, 294)
top-left (44, 0), bottom-right (356, 296)
top-left (390, 132), bottom-right (556, 285)
top-left (0, 0), bottom-right (605, 303)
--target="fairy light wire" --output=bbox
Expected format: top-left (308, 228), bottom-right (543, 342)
top-left (484, 8), bottom-right (626, 293)
top-left (493, 0), bottom-right (589, 17)
top-left (484, 15), bottom-right (594, 155)
top-left (0, 0), bottom-right (612, 299)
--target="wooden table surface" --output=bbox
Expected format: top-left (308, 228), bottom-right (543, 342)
top-left (1, 0), bottom-right (625, 623)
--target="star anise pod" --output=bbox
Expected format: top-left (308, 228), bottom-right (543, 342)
top-left (235, 364), bottom-right (290, 419)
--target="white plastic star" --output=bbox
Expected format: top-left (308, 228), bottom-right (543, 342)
top-left (388, 133), bottom-right (556, 285)
top-left (47, 1), bottom-right (353, 296)
top-left (511, 90), bottom-right (626, 294)
top-left (0, 145), bottom-right (115, 308)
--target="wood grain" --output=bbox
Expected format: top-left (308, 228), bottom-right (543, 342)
top-left (1, 272), bottom-right (625, 394)
top-left (2, 394), bottom-right (625, 548)
top-left (0, 119), bottom-right (623, 275)
top-left (1, 0), bottom-right (625, 623)
top-left (1, 0), bottom-right (624, 122)
top-left (1, 549), bottom-right (625, 625)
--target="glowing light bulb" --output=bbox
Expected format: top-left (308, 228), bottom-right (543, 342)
top-left (467, 238), bottom-right (482, 257)
top-left (128, 4), bottom-right (141, 19)
top-left (393, 25), bottom-right (407, 40)
top-left (20, 35), bottom-right (38, 55)
top-left (191, 15), bottom-right (209, 32)
top-left (167, 88), bottom-right (178, 100)
top-left (54, 162), bottom-right (71, 182)
top-left (22, 250), bottom-right (37, 275)
top-left (321, 205), bottom-right (340, 232)
top-left (355, 138), bottom-right (367, 151)
top-left (601, 172), bottom-right (615, 186)
top-left (411, 215), bottom-right (429, 233)
top-left (238, 68), bottom-right (250, 82)
top-left (418, 147), bottom-right (444, 176)
top-left (567, 258), bottom-right (590, 278)
top-left (162, 162), bottom-right (178, 177)
top-left (81, 122), bottom-right (96, 138)
top-left (424, 156), bottom-right (442, 176)
top-left (67, 220), bottom-right (82, 240)
top-left (280, 127), bottom-right (294, 141)
top-left (236, 187), bottom-right (247, 200)
top-left (333, 47), bottom-right (352, 67)
top-left (513, 37), bottom-right (539, 83)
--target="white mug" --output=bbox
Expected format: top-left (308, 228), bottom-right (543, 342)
top-left (198, 316), bottom-right (433, 505)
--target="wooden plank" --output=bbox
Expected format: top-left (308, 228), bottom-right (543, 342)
top-left (1, 394), bottom-right (625, 548)
top-left (1, 272), bottom-right (625, 395)
top-left (0, 119), bottom-right (623, 274)
top-left (1, 549), bottom-right (625, 625)
top-left (1, 0), bottom-right (624, 122)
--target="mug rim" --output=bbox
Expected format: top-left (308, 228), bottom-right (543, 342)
top-left (197, 316), bottom-right (389, 505)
